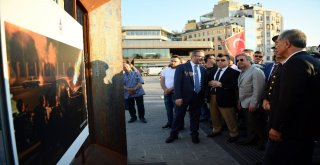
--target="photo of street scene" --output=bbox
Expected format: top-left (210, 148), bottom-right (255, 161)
top-left (4, 21), bottom-right (87, 164)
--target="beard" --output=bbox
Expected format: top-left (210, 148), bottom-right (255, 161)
top-left (170, 65), bottom-right (177, 68)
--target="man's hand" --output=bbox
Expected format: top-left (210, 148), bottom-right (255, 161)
top-left (248, 105), bottom-right (256, 112)
top-left (237, 101), bottom-right (241, 110)
top-left (208, 80), bottom-right (221, 88)
top-left (262, 99), bottom-right (270, 110)
top-left (269, 128), bottom-right (282, 142)
top-left (127, 88), bottom-right (136, 95)
top-left (164, 88), bottom-right (173, 95)
top-left (175, 99), bottom-right (183, 106)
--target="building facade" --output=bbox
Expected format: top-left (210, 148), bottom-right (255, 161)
top-left (182, 23), bottom-right (244, 56)
top-left (122, 26), bottom-right (213, 67)
top-left (182, 0), bottom-right (283, 62)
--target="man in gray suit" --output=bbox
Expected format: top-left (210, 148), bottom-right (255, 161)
top-left (236, 53), bottom-right (267, 149)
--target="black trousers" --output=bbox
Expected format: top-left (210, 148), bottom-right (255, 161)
top-left (242, 108), bottom-right (267, 144)
top-left (126, 95), bottom-right (145, 119)
top-left (171, 93), bottom-right (202, 137)
top-left (263, 138), bottom-right (314, 165)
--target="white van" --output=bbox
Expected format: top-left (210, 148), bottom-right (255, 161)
top-left (146, 67), bottom-right (162, 76)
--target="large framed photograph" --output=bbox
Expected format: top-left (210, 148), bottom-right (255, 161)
top-left (0, 0), bottom-right (88, 164)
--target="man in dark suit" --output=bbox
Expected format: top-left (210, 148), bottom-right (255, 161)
top-left (165, 50), bottom-right (207, 144)
top-left (263, 35), bottom-right (280, 82)
top-left (262, 35), bottom-right (282, 111)
top-left (263, 29), bottom-right (320, 165)
top-left (206, 54), bottom-right (240, 143)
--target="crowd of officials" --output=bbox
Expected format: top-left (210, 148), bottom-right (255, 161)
top-left (123, 29), bottom-right (320, 164)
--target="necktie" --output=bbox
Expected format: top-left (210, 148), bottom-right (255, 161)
top-left (214, 69), bottom-right (222, 81)
top-left (273, 63), bottom-right (282, 74)
top-left (194, 64), bottom-right (201, 93)
top-left (268, 63), bottom-right (282, 80)
top-left (268, 64), bottom-right (277, 81)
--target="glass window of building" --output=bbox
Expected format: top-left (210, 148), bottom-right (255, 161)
top-left (124, 48), bottom-right (170, 59)
top-left (218, 45), bottom-right (222, 50)
top-left (266, 32), bottom-right (270, 37)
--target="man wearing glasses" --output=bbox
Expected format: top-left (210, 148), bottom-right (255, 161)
top-left (236, 54), bottom-right (266, 148)
top-left (253, 51), bottom-right (264, 65)
top-left (242, 49), bottom-right (265, 70)
top-left (206, 54), bottom-right (240, 143)
top-left (165, 50), bottom-right (207, 144)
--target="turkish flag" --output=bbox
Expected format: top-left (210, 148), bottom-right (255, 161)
top-left (224, 31), bottom-right (245, 56)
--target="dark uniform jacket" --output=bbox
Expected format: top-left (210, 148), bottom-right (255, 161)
top-left (268, 51), bottom-right (320, 139)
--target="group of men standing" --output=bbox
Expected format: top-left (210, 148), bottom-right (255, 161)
top-left (159, 29), bottom-right (320, 164)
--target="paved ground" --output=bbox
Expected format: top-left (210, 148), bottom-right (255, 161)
top-left (126, 76), bottom-right (239, 165)
top-left (125, 76), bottom-right (320, 165)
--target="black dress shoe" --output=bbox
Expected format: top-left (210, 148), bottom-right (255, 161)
top-left (140, 118), bottom-right (147, 123)
top-left (227, 136), bottom-right (239, 143)
top-left (165, 135), bottom-right (178, 143)
top-left (207, 132), bottom-right (221, 137)
top-left (192, 136), bottom-right (200, 144)
top-left (128, 118), bottom-right (137, 123)
top-left (162, 124), bottom-right (171, 129)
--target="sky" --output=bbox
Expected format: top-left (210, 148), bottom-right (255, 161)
top-left (122, 0), bottom-right (320, 46)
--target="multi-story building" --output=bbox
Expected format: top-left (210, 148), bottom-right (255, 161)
top-left (182, 0), bottom-right (283, 62)
top-left (122, 26), bottom-right (213, 67)
top-left (182, 22), bottom-right (244, 56)
top-left (122, 26), bottom-right (173, 41)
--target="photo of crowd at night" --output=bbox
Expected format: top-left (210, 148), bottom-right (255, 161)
top-left (4, 21), bottom-right (87, 165)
